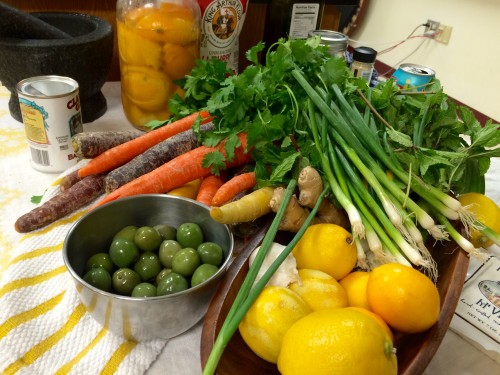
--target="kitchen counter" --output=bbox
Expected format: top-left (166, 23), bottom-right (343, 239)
top-left (1, 82), bottom-right (499, 374)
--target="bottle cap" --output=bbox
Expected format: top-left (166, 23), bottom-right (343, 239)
top-left (353, 46), bottom-right (377, 63)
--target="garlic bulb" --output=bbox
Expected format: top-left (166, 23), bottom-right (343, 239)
top-left (249, 242), bottom-right (300, 288)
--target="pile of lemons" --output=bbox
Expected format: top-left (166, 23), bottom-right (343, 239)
top-left (238, 223), bottom-right (442, 375)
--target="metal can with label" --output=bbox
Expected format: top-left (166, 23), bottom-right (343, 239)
top-left (308, 30), bottom-right (348, 59)
top-left (16, 75), bottom-right (83, 173)
top-left (391, 63), bottom-right (436, 91)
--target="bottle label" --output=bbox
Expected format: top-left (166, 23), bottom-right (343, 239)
top-left (198, 0), bottom-right (248, 73)
top-left (289, 3), bottom-right (320, 39)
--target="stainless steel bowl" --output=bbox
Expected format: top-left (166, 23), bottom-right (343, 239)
top-left (63, 194), bottom-right (234, 341)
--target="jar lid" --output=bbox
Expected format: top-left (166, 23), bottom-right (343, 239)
top-left (309, 30), bottom-right (348, 47)
top-left (353, 46), bottom-right (377, 63)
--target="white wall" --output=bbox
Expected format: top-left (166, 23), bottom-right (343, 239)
top-left (350, 0), bottom-right (500, 122)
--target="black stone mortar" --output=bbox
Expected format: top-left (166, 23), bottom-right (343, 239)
top-left (0, 12), bottom-right (113, 123)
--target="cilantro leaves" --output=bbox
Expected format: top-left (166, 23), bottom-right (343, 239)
top-left (166, 37), bottom-right (499, 195)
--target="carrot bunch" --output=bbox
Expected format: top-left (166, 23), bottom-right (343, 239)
top-left (15, 111), bottom-right (256, 233)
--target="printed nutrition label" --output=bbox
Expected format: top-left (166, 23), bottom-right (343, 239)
top-left (289, 3), bottom-right (320, 39)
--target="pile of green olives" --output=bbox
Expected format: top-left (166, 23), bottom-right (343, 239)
top-left (82, 222), bottom-right (225, 297)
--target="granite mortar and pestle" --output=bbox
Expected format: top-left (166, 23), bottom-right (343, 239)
top-left (0, 3), bottom-right (114, 123)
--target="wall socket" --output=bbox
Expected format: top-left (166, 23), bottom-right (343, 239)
top-left (425, 19), bottom-right (441, 35)
top-left (435, 25), bottom-right (453, 44)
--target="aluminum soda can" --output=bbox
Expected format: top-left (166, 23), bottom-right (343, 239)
top-left (16, 75), bottom-right (83, 173)
top-left (391, 63), bottom-right (436, 91)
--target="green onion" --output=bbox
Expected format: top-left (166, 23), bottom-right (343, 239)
top-left (202, 182), bottom-right (328, 375)
top-left (307, 99), bottom-right (365, 238)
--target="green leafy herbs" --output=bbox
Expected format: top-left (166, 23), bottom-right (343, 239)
top-left (363, 78), bottom-right (500, 194)
top-left (31, 195), bottom-right (43, 204)
top-left (167, 37), bottom-right (499, 195)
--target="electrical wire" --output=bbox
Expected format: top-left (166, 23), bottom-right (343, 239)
top-left (347, 22), bottom-right (442, 77)
top-left (348, 23), bottom-right (428, 49)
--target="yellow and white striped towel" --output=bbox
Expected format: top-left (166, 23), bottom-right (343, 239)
top-left (0, 161), bottom-right (167, 374)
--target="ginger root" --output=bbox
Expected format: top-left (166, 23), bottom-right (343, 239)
top-left (298, 166), bottom-right (350, 230)
top-left (270, 187), bottom-right (314, 232)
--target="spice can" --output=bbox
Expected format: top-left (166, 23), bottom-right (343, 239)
top-left (16, 75), bottom-right (83, 173)
top-left (351, 46), bottom-right (377, 83)
top-left (308, 30), bottom-right (348, 59)
top-left (391, 63), bottom-right (436, 91)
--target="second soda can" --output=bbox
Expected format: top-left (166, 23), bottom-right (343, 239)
top-left (391, 63), bottom-right (436, 91)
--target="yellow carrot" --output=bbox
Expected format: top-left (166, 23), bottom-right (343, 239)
top-left (209, 187), bottom-right (275, 224)
top-left (167, 179), bottom-right (202, 200)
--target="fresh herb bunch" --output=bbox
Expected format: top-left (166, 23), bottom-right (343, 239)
top-left (168, 38), bottom-right (352, 185)
top-left (164, 37), bottom-right (500, 196)
top-left (357, 79), bottom-right (500, 195)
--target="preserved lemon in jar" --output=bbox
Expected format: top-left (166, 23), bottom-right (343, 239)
top-left (116, 0), bottom-right (201, 131)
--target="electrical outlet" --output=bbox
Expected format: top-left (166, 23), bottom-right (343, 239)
top-left (425, 19), bottom-right (440, 35)
top-left (435, 24), bottom-right (453, 44)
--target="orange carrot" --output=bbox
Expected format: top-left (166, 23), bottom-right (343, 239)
top-left (95, 133), bottom-right (252, 207)
top-left (78, 110), bottom-right (212, 178)
top-left (211, 171), bottom-right (257, 207)
top-left (196, 174), bottom-right (227, 206)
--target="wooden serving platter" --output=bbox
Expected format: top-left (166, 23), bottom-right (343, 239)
top-left (200, 220), bottom-right (470, 375)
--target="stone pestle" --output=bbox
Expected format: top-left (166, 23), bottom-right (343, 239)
top-left (0, 1), bottom-right (72, 39)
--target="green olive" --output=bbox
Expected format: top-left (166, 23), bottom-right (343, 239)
top-left (154, 224), bottom-right (177, 241)
top-left (109, 238), bottom-right (140, 268)
top-left (83, 267), bottom-right (112, 292)
top-left (176, 222), bottom-right (204, 249)
top-left (131, 282), bottom-right (157, 298)
top-left (156, 268), bottom-right (173, 285)
top-left (133, 252), bottom-right (162, 281)
top-left (112, 268), bottom-right (141, 295)
top-left (158, 239), bottom-right (183, 268)
top-left (197, 242), bottom-right (224, 267)
top-left (171, 247), bottom-right (201, 277)
top-left (156, 272), bottom-right (189, 295)
top-left (86, 252), bottom-right (115, 274)
top-left (191, 264), bottom-right (219, 287)
top-left (113, 225), bottom-right (138, 242)
top-left (134, 226), bottom-right (163, 252)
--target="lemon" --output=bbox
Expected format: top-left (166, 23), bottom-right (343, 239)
top-left (238, 286), bottom-right (311, 364)
top-left (346, 306), bottom-right (393, 342)
top-left (458, 192), bottom-right (500, 248)
top-left (339, 271), bottom-right (371, 309)
top-left (292, 224), bottom-right (357, 280)
top-left (135, 9), bottom-right (199, 44)
top-left (367, 263), bottom-right (440, 334)
top-left (162, 42), bottom-right (198, 80)
top-left (117, 21), bottom-right (162, 69)
top-left (121, 65), bottom-right (172, 112)
top-left (277, 308), bottom-right (397, 375)
top-left (289, 269), bottom-right (348, 311)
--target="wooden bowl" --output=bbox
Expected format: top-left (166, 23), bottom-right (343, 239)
top-left (200, 221), bottom-right (470, 375)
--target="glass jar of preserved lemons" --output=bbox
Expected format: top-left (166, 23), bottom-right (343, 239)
top-left (116, 0), bottom-right (201, 130)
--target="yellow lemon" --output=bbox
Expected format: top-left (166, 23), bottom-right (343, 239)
top-left (289, 269), bottom-right (348, 311)
top-left (121, 65), bottom-right (172, 112)
top-left (135, 8), bottom-right (199, 44)
top-left (162, 42), bottom-right (198, 80)
top-left (292, 223), bottom-right (357, 280)
top-left (277, 308), bottom-right (397, 375)
top-left (367, 263), bottom-right (440, 334)
top-left (339, 270), bottom-right (371, 310)
top-left (117, 21), bottom-right (162, 69)
top-left (346, 306), bottom-right (393, 342)
top-left (458, 192), bottom-right (499, 248)
top-left (238, 286), bottom-right (311, 364)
